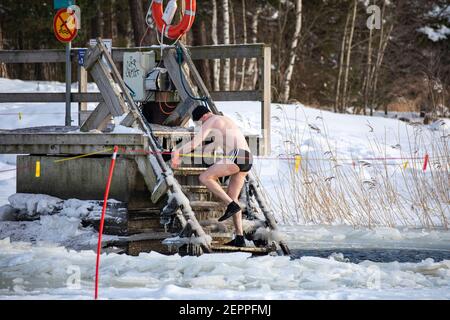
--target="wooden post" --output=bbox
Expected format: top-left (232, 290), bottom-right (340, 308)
top-left (260, 45), bottom-right (271, 155)
top-left (78, 64), bottom-right (88, 126)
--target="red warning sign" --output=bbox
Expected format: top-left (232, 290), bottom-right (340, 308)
top-left (53, 8), bottom-right (78, 43)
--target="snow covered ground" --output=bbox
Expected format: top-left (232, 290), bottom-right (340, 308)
top-left (0, 78), bottom-right (449, 300)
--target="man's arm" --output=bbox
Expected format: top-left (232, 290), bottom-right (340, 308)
top-left (171, 124), bottom-right (212, 168)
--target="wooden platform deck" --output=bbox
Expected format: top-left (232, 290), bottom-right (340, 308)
top-left (0, 125), bottom-right (278, 256)
top-left (0, 125), bottom-right (263, 155)
top-left (0, 126), bottom-right (146, 155)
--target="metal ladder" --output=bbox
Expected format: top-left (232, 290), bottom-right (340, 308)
top-left (83, 38), bottom-right (290, 255)
top-left (168, 42), bottom-right (290, 255)
top-left (84, 39), bottom-right (212, 254)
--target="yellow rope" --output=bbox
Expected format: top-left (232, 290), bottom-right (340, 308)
top-left (53, 148), bottom-right (114, 163)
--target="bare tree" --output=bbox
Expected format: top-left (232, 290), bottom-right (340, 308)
top-left (192, 14), bottom-right (212, 89)
top-left (362, 19), bottom-right (374, 115)
top-left (341, 0), bottom-right (358, 113)
top-left (335, 10), bottom-right (351, 113)
top-left (128, 0), bottom-right (151, 46)
top-left (247, 2), bottom-right (262, 89)
top-left (0, 22), bottom-right (7, 78)
top-left (280, 0), bottom-right (302, 103)
top-left (370, 1), bottom-right (393, 115)
top-left (211, 0), bottom-right (221, 91)
top-left (238, 0), bottom-right (248, 90)
top-left (230, 0), bottom-right (238, 90)
top-left (104, 0), bottom-right (114, 39)
top-left (222, 0), bottom-right (231, 90)
top-left (91, 0), bottom-right (104, 38)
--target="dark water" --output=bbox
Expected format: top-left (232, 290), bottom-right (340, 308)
top-left (290, 248), bottom-right (450, 263)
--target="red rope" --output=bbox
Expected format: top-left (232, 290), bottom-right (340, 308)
top-left (423, 154), bottom-right (430, 172)
top-left (94, 145), bottom-right (119, 300)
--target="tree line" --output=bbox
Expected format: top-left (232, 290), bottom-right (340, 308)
top-left (0, 0), bottom-right (448, 116)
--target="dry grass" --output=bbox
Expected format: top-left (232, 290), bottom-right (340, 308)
top-left (265, 108), bottom-right (449, 229)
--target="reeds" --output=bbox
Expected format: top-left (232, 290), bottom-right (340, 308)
top-left (265, 106), bottom-right (449, 229)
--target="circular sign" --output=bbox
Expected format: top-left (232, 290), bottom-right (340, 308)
top-left (53, 8), bottom-right (78, 43)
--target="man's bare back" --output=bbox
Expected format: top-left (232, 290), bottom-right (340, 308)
top-left (200, 114), bottom-right (250, 155)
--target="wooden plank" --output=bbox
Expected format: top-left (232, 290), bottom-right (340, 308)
top-left (0, 144), bottom-right (141, 156)
top-left (188, 44), bottom-right (265, 60)
top-left (0, 50), bottom-right (67, 63)
top-left (135, 156), bottom-right (160, 202)
top-left (179, 43), bottom-right (219, 114)
top-left (211, 245), bottom-right (273, 254)
top-left (80, 102), bottom-right (111, 132)
top-left (119, 112), bottom-right (136, 127)
top-left (0, 132), bottom-right (145, 145)
top-left (261, 45), bottom-right (272, 155)
top-left (83, 45), bottom-right (102, 70)
top-left (163, 49), bottom-right (196, 102)
top-left (163, 98), bottom-right (197, 126)
top-left (0, 45), bottom-right (266, 64)
top-left (95, 39), bottom-right (144, 132)
top-left (78, 66), bottom-right (88, 125)
top-left (89, 62), bottom-right (127, 116)
top-left (79, 111), bottom-right (92, 125)
top-left (0, 133), bottom-right (146, 155)
top-left (151, 177), bottom-right (169, 204)
top-left (0, 93), bottom-right (103, 103)
top-left (0, 91), bottom-right (262, 104)
top-left (210, 90), bottom-right (262, 101)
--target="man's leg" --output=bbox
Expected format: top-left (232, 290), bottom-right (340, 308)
top-left (226, 172), bottom-right (248, 236)
top-left (199, 160), bottom-right (240, 205)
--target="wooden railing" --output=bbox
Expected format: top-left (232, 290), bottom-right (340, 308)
top-left (0, 44), bottom-right (271, 153)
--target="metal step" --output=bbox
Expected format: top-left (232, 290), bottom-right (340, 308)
top-left (174, 167), bottom-right (208, 176)
top-left (190, 200), bottom-right (226, 210)
top-left (182, 185), bottom-right (228, 193)
top-left (150, 124), bottom-right (194, 137)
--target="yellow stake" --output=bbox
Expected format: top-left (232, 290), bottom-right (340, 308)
top-left (295, 155), bottom-right (302, 172)
top-left (35, 161), bottom-right (41, 178)
top-left (19, 112), bottom-right (23, 121)
top-left (403, 161), bottom-right (408, 169)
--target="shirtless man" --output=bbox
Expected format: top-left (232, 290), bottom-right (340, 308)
top-left (171, 105), bottom-right (253, 247)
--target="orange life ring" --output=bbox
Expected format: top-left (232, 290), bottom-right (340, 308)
top-left (152, 0), bottom-right (196, 40)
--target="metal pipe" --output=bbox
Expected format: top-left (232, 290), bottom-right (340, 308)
top-left (65, 42), bottom-right (72, 126)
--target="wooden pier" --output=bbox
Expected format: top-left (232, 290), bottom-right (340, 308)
top-left (0, 40), bottom-right (289, 256)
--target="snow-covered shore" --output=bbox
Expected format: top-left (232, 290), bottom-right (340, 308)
top-left (1, 78), bottom-right (449, 300)
top-left (1, 78), bottom-right (449, 226)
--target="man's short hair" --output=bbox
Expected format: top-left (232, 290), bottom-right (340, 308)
top-left (192, 105), bottom-right (211, 121)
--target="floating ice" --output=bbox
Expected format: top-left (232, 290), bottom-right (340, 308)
top-left (0, 239), bottom-right (449, 299)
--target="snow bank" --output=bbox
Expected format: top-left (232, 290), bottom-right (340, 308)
top-left (418, 25), bottom-right (450, 42)
top-left (8, 194), bottom-right (63, 218)
top-left (0, 205), bottom-right (16, 221)
top-left (0, 194), bottom-right (120, 250)
top-left (5, 193), bottom-right (123, 222)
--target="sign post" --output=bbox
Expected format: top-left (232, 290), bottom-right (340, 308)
top-left (65, 42), bottom-right (72, 127)
top-left (54, 0), bottom-right (75, 10)
top-left (53, 7), bottom-right (78, 126)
